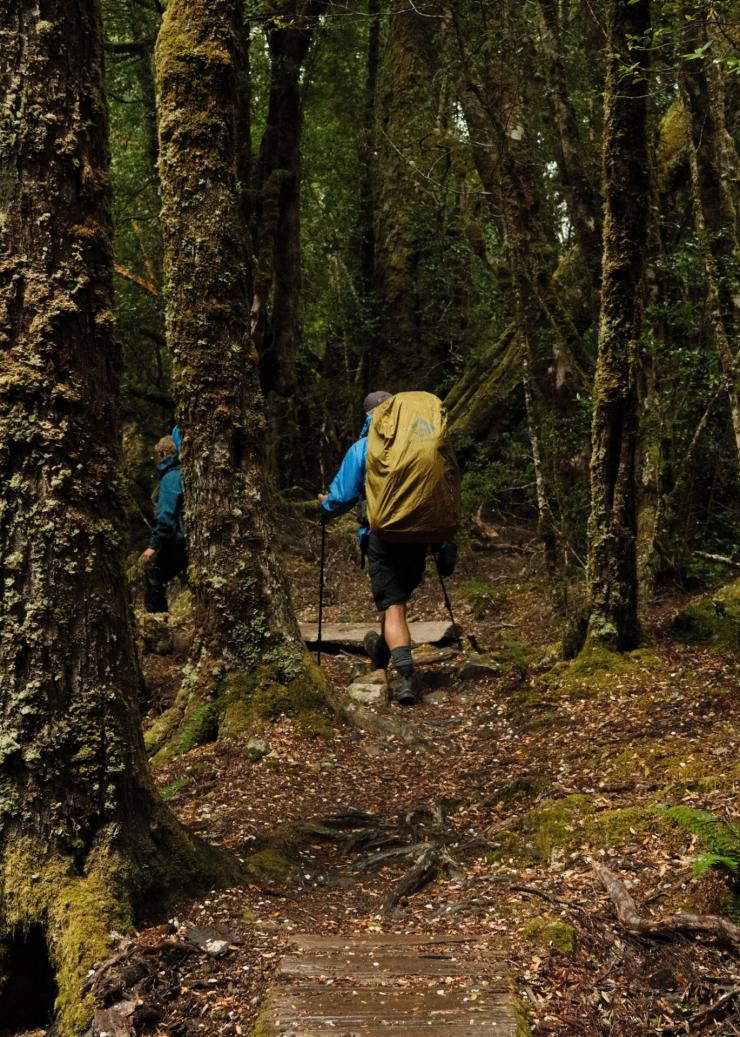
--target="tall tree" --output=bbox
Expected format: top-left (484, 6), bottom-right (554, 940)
top-left (585, 0), bottom-right (652, 651)
top-left (679, 0), bottom-right (740, 458)
top-left (0, 2), bottom-right (231, 1031)
top-left (250, 0), bottom-right (323, 396)
top-left (373, 0), bottom-right (445, 391)
top-left (154, 0), bottom-right (325, 752)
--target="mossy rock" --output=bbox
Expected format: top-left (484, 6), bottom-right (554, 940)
top-left (523, 915), bottom-right (576, 955)
top-left (219, 658), bottom-right (332, 740)
top-left (671, 579), bottom-right (740, 650)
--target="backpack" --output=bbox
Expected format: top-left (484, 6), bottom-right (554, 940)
top-left (365, 391), bottom-right (461, 543)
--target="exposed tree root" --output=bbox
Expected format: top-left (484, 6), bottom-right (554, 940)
top-left (592, 861), bottom-right (740, 949)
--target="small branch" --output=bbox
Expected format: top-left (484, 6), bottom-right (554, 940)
top-left (593, 861), bottom-right (740, 948)
top-left (694, 550), bottom-right (740, 569)
top-left (114, 263), bottom-right (159, 296)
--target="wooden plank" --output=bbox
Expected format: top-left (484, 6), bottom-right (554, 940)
top-left (278, 951), bottom-right (507, 980)
top-left (301, 621), bottom-right (457, 648)
top-left (287, 933), bottom-right (487, 950)
top-left (260, 934), bottom-right (519, 1036)
top-left (268, 983), bottom-right (517, 1035)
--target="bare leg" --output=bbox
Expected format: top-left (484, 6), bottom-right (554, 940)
top-left (381, 603), bottom-right (411, 650)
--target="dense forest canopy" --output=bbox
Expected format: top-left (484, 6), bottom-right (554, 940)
top-left (107, 0), bottom-right (739, 598)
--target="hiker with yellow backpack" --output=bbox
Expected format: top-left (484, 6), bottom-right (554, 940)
top-left (318, 391), bottom-right (461, 705)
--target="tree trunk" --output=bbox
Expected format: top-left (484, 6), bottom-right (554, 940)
top-left (155, 0), bottom-right (325, 755)
top-left (251, 1), bottom-right (322, 396)
top-left (0, 4), bottom-right (233, 1032)
top-left (679, 0), bottom-right (740, 459)
top-left (373, 1), bottom-right (445, 391)
top-left (585, 0), bottom-right (651, 651)
top-left (535, 0), bottom-right (603, 285)
top-left (358, 0), bottom-right (381, 302)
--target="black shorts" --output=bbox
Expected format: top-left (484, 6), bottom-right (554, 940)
top-left (367, 533), bottom-right (427, 612)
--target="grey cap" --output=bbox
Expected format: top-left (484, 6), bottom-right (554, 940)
top-left (363, 390), bottom-right (392, 414)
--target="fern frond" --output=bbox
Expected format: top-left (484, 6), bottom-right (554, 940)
top-left (659, 807), bottom-right (740, 865)
top-left (692, 852), bottom-right (739, 878)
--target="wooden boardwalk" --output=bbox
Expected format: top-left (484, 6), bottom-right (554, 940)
top-left (258, 933), bottom-right (519, 1035)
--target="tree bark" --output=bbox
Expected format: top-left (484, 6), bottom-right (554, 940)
top-left (535, 0), bottom-right (603, 284)
top-left (250, 1), bottom-right (322, 396)
top-left (0, 4), bottom-right (232, 1032)
top-left (155, 0), bottom-right (325, 753)
top-left (679, 0), bottom-right (740, 459)
top-left (373, 1), bottom-right (446, 391)
top-left (585, 0), bottom-right (652, 651)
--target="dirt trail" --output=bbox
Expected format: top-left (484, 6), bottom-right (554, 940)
top-left (80, 519), bottom-right (740, 1036)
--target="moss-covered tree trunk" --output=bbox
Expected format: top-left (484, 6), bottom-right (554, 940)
top-left (679, 0), bottom-right (740, 459)
top-left (251, 1), bottom-right (322, 396)
top-left (0, 3), bottom-right (233, 1032)
top-left (373, 1), bottom-right (445, 391)
top-left (155, 0), bottom-right (325, 755)
top-left (585, 0), bottom-right (651, 651)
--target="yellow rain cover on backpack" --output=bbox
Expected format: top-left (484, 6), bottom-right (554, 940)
top-left (366, 391), bottom-right (461, 543)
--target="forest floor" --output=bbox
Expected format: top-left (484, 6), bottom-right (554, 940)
top-left (47, 514), bottom-right (740, 1035)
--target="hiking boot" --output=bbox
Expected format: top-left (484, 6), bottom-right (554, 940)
top-left (363, 630), bottom-right (391, 671)
top-left (392, 672), bottom-right (419, 706)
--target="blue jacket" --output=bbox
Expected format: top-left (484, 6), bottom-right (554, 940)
top-left (149, 455), bottom-right (185, 550)
top-left (322, 416), bottom-right (370, 532)
top-left (171, 425), bottom-right (182, 452)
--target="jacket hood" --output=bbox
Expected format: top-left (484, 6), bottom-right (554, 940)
top-left (360, 415), bottom-right (371, 438)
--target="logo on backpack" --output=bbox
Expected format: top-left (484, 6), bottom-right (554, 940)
top-left (366, 392), bottom-right (461, 544)
top-left (408, 418), bottom-right (436, 443)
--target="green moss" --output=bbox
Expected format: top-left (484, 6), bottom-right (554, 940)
top-left (550, 645), bottom-right (662, 697)
top-left (523, 916), bottom-right (576, 955)
top-left (175, 702), bottom-right (219, 754)
top-left (243, 826), bottom-right (301, 891)
top-left (656, 99), bottom-right (689, 192)
top-left (512, 995), bottom-right (533, 1037)
top-left (0, 838), bottom-right (134, 1036)
top-left (493, 794), bottom-right (669, 865)
top-left (160, 777), bottom-right (190, 801)
top-left (671, 580), bottom-right (740, 650)
top-left (250, 1005), bottom-right (278, 1037)
top-left (219, 656), bottom-right (330, 740)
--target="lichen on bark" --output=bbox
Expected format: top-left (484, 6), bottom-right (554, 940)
top-left (584, 0), bottom-right (652, 652)
top-left (155, 0), bottom-right (327, 752)
top-left (0, 3), bottom-right (238, 1031)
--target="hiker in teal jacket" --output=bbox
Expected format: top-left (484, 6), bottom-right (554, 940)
top-left (141, 435), bottom-right (187, 613)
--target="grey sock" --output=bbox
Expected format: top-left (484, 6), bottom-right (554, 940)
top-left (391, 645), bottom-right (413, 678)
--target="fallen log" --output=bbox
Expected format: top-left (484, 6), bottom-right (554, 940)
top-left (592, 861), bottom-right (740, 949)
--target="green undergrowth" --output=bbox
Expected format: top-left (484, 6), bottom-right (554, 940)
top-left (671, 577), bottom-right (740, 651)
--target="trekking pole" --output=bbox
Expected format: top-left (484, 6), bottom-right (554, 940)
top-left (317, 513), bottom-right (327, 666)
top-left (435, 562), bottom-right (464, 653)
